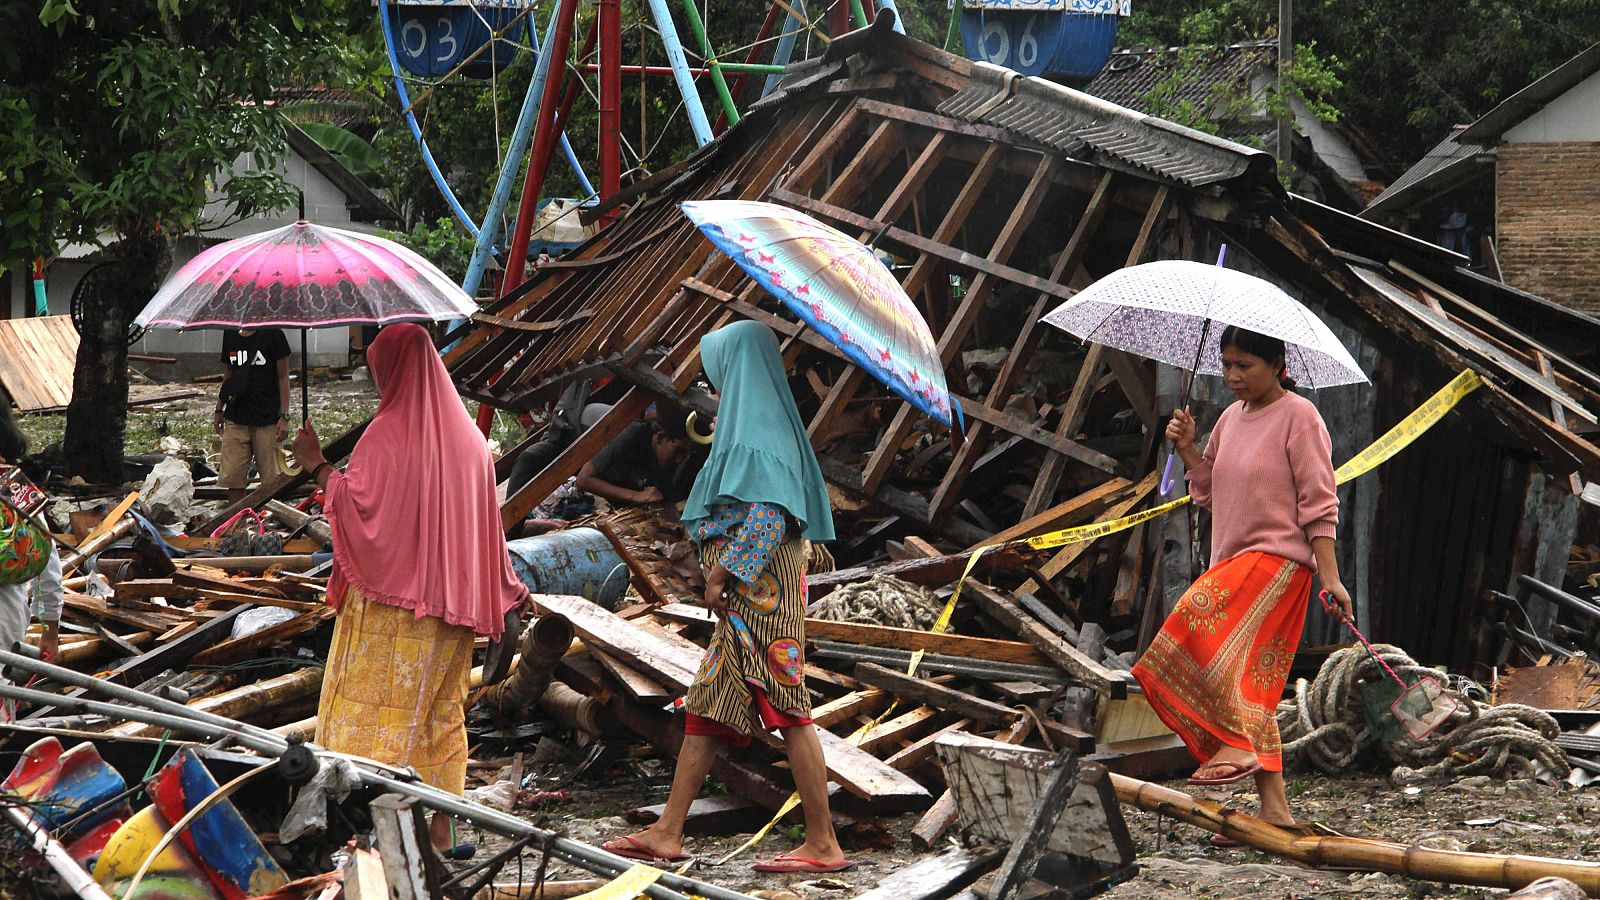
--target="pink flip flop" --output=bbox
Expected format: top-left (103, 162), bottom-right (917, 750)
top-left (752, 855), bottom-right (857, 873)
top-left (1187, 760), bottom-right (1263, 786)
top-left (602, 834), bottom-right (692, 863)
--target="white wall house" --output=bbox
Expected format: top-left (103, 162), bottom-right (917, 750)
top-left (7, 123), bottom-right (399, 371)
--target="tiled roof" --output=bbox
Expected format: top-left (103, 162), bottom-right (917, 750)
top-left (1082, 41), bottom-right (1276, 144)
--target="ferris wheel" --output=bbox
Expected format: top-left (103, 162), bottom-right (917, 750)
top-left (375, 0), bottom-right (913, 306)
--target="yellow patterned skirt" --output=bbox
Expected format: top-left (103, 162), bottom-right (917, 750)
top-left (1131, 551), bottom-right (1312, 773)
top-left (315, 585), bottom-right (475, 793)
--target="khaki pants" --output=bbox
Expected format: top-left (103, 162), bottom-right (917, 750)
top-left (218, 421), bottom-right (285, 490)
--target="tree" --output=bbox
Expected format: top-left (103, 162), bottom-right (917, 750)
top-left (1119, 0), bottom-right (1600, 178)
top-left (0, 0), bottom-right (365, 482)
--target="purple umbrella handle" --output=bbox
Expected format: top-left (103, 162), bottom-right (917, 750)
top-left (1159, 450), bottom-right (1182, 498)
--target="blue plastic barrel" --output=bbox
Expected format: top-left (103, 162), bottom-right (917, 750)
top-left (960, 7), bottom-right (1121, 81)
top-left (385, 1), bottom-right (530, 79)
top-left (507, 527), bottom-right (630, 610)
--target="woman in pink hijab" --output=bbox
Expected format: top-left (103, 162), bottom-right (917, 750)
top-left (293, 323), bottom-right (526, 849)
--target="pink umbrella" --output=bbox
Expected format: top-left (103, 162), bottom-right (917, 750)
top-left (136, 221), bottom-right (477, 418)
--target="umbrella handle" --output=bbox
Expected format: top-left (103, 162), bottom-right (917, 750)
top-left (1158, 450), bottom-right (1181, 498)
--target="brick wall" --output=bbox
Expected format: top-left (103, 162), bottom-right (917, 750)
top-left (1496, 142), bottom-right (1600, 314)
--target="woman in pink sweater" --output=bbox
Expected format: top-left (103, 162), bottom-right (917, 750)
top-left (1132, 326), bottom-right (1351, 837)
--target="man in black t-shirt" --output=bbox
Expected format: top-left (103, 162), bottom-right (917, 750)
top-left (574, 415), bottom-right (691, 506)
top-left (215, 329), bottom-right (291, 504)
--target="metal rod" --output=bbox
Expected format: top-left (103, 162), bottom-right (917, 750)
top-left (945, 0), bottom-right (964, 52)
top-left (1, 805), bottom-right (116, 900)
top-left (762, 0), bottom-right (805, 98)
top-left (500, 0), bottom-right (582, 298)
top-left (599, 0), bottom-right (623, 201)
top-left (644, 0), bottom-right (715, 146)
top-left (849, 0), bottom-right (869, 28)
top-left (678, 0), bottom-right (741, 126)
top-left (461, 6), bottom-right (566, 306)
top-left (0, 651), bottom-right (758, 900)
top-left (714, 1), bottom-right (783, 134)
top-left (809, 640), bottom-right (1074, 685)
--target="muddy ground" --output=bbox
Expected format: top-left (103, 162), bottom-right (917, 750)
top-left (458, 750), bottom-right (1598, 899)
top-left (14, 379), bottom-right (1599, 897)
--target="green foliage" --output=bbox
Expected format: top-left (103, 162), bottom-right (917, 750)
top-left (297, 122), bottom-right (385, 185)
top-left (382, 217), bottom-right (477, 284)
top-left (0, 0), bottom-right (366, 266)
top-left (1120, 0), bottom-right (1600, 176)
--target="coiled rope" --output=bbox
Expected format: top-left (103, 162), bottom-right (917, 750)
top-left (1278, 643), bottom-right (1568, 783)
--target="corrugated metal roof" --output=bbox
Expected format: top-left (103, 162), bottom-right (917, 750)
top-left (1361, 126), bottom-right (1493, 218)
top-left (937, 61), bottom-right (1273, 187)
top-left (1084, 41), bottom-right (1275, 146)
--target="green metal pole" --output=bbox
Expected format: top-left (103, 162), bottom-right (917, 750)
top-left (679, 0), bottom-right (740, 126)
top-left (944, 0), bottom-right (964, 52)
top-left (849, 0), bottom-right (869, 28)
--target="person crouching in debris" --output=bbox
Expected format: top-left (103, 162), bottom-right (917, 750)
top-left (292, 323), bottom-right (527, 855)
top-left (602, 321), bottom-right (853, 874)
top-left (1132, 326), bottom-right (1350, 839)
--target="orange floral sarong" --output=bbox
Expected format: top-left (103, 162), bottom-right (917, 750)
top-left (1132, 551), bottom-right (1312, 772)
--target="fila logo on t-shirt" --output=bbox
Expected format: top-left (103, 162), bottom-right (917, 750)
top-left (228, 350), bottom-right (268, 367)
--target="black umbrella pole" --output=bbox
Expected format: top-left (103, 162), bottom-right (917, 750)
top-left (301, 328), bottom-right (309, 423)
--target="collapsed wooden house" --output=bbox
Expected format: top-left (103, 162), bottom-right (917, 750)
top-left (446, 20), bottom-right (1600, 673)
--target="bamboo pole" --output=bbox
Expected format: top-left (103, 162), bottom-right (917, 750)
top-left (109, 666), bottom-right (324, 737)
top-left (1110, 774), bottom-right (1600, 893)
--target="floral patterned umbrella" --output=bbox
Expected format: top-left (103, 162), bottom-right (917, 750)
top-left (136, 221), bottom-right (477, 419)
top-left (680, 200), bottom-right (956, 428)
top-left (1040, 257), bottom-right (1367, 388)
top-left (1041, 251), bottom-right (1367, 495)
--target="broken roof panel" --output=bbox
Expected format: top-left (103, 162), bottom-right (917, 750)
top-left (937, 61), bottom-right (1275, 187)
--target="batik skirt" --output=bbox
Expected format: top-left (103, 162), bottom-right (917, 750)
top-left (315, 585), bottom-right (475, 793)
top-left (1131, 551), bottom-right (1313, 772)
top-left (684, 537), bottom-right (813, 746)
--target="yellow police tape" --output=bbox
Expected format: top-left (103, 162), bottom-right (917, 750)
top-left (1019, 369), bottom-right (1486, 551)
top-left (569, 863), bottom-right (663, 900)
top-left (719, 369), bottom-right (1484, 863)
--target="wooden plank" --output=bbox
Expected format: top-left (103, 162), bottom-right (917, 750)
top-left (853, 846), bottom-right (1002, 900)
top-left (1022, 347), bottom-right (1107, 520)
top-left (805, 547), bottom-right (1026, 597)
top-left (977, 478), bottom-right (1135, 549)
top-left (967, 584), bottom-right (1133, 699)
top-left (987, 747), bottom-right (1081, 899)
top-left (63, 593), bottom-right (191, 633)
top-left (885, 718), bottom-right (976, 773)
top-left (0, 315), bottom-right (77, 411)
top-left (853, 663), bottom-right (1018, 726)
top-left (803, 619), bottom-right (1053, 667)
top-left (1016, 471), bottom-right (1158, 595)
top-left (811, 688), bottom-right (891, 730)
top-left (21, 604), bottom-right (252, 721)
top-left (913, 715), bottom-right (1033, 850)
top-left (500, 388), bottom-right (653, 528)
top-left (592, 649), bottom-right (671, 703)
top-left (856, 706), bottom-right (943, 756)
top-left (936, 731), bottom-right (1135, 866)
top-left (188, 607), bottom-right (335, 667)
top-left (529, 593), bottom-right (930, 807)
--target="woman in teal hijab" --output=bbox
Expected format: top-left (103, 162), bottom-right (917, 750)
top-left (603, 321), bottom-right (852, 874)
